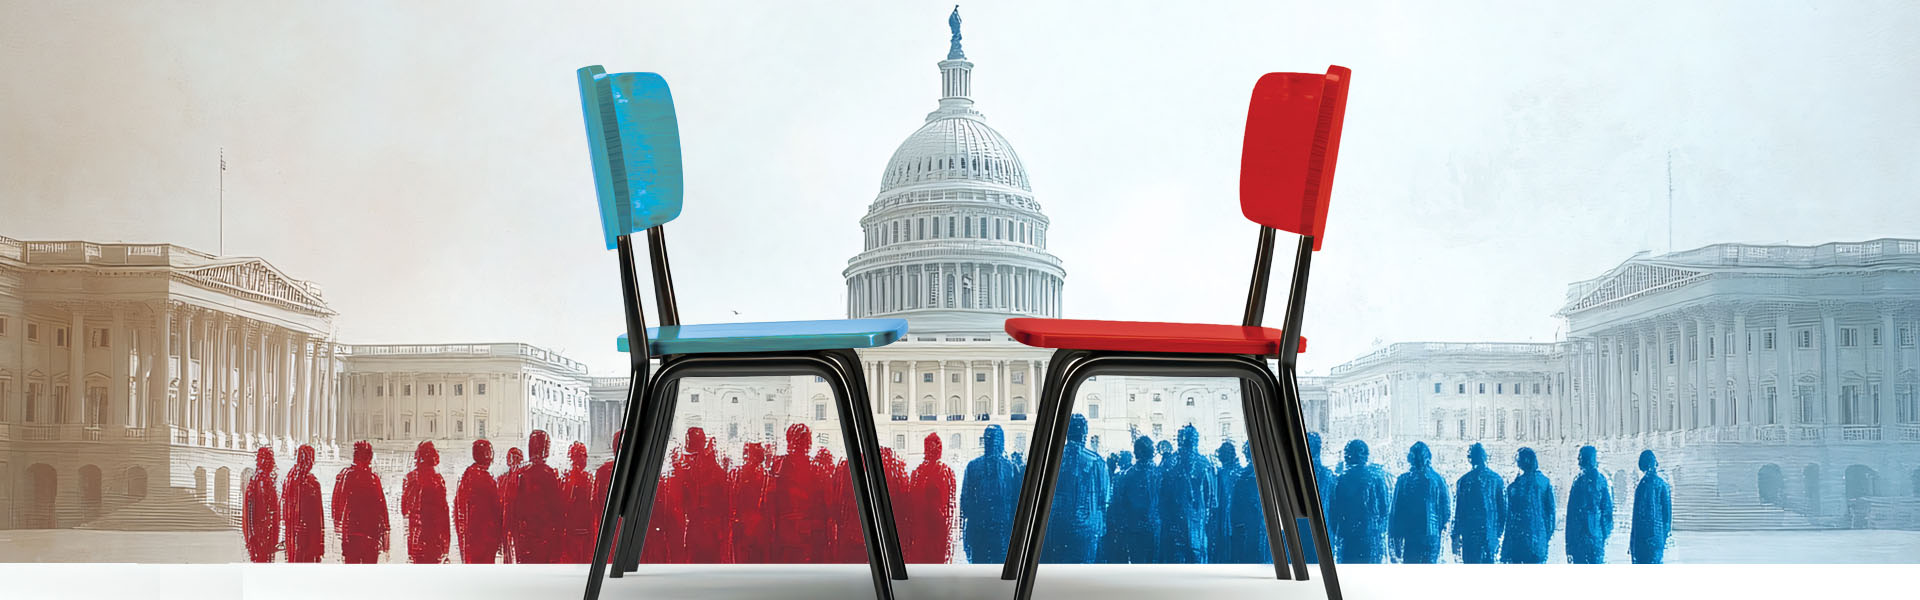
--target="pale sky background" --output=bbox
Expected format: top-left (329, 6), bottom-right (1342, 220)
top-left (3, 1), bottom-right (1917, 377)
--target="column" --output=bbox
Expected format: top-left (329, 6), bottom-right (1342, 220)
top-left (68, 310), bottom-right (85, 424)
top-left (1636, 326), bottom-right (1652, 435)
top-left (867, 360), bottom-right (881, 414)
top-left (1882, 305), bottom-right (1901, 433)
top-left (1673, 317), bottom-right (1688, 431)
top-left (295, 334), bottom-right (310, 442)
top-left (145, 304), bottom-right (170, 428)
top-left (1821, 306), bottom-right (1840, 428)
top-left (879, 360), bottom-right (890, 416)
top-left (1776, 308), bottom-right (1792, 425)
top-left (965, 360), bottom-right (974, 418)
top-left (1734, 309), bottom-right (1752, 426)
top-left (938, 361), bottom-right (948, 418)
top-left (110, 308), bottom-right (129, 426)
top-left (996, 360), bottom-right (1008, 414)
top-left (908, 359), bottom-right (918, 418)
top-left (178, 309), bottom-right (194, 429)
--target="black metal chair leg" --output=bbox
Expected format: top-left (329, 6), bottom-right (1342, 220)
top-left (1275, 363), bottom-right (1341, 600)
top-left (826, 350), bottom-right (907, 580)
top-left (821, 355), bottom-right (897, 600)
top-left (1011, 357), bottom-right (1089, 600)
top-left (615, 375), bottom-right (683, 573)
top-left (1245, 373), bottom-right (1309, 579)
top-left (1002, 348), bottom-right (1084, 580)
top-left (1237, 382), bottom-right (1298, 580)
top-left (585, 365), bottom-right (651, 598)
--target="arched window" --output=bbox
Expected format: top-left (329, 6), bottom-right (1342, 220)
top-left (919, 397), bottom-right (937, 421)
top-left (947, 396), bottom-right (965, 421)
top-left (1011, 397), bottom-right (1028, 419)
top-left (890, 397), bottom-right (907, 421)
top-left (975, 396), bottom-right (991, 420)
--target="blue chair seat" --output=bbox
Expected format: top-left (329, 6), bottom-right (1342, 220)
top-left (617, 318), bottom-right (909, 355)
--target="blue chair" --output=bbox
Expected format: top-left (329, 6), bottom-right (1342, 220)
top-left (576, 66), bottom-right (908, 600)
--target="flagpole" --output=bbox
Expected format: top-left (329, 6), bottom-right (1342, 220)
top-left (219, 148), bottom-right (226, 256)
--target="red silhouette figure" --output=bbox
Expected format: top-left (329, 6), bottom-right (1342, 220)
top-left (455, 439), bottom-right (503, 564)
top-left (824, 453), bottom-right (866, 563)
top-left (729, 442), bottom-right (772, 564)
top-left (282, 444), bottom-right (325, 563)
top-left (497, 447), bottom-right (524, 564)
top-left (906, 433), bottom-right (957, 564)
top-left (673, 428), bottom-right (730, 563)
top-left (593, 430), bottom-right (623, 564)
top-left (769, 423), bottom-right (827, 563)
top-left (642, 436), bottom-right (689, 564)
top-left (881, 446), bottom-right (910, 508)
top-left (402, 440), bottom-right (451, 564)
top-left (514, 430), bottom-right (565, 564)
top-left (562, 441), bottom-right (597, 563)
top-left (332, 441), bottom-right (391, 564)
top-left (244, 447), bottom-right (280, 563)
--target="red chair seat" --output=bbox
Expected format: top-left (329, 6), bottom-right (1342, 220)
top-left (1005, 318), bottom-right (1306, 355)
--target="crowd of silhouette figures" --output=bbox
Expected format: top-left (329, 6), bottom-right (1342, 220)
top-left (240, 418), bottom-right (1672, 565)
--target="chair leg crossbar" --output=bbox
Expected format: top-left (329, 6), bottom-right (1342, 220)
top-left (585, 350), bottom-right (906, 600)
top-left (1000, 349), bottom-right (1342, 600)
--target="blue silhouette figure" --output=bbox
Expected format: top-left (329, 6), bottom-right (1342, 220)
top-left (1630, 450), bottom-right (1672, 564)
top-left (1156, 440), bottom-right (1174, 466)
top-left (1012, 451), bottom-right (1025, 473)
top-left (1329, 439), bottom-right (1390, 563)
top-left (1227, 439), bottom-right (1272, 564)
top-left (1501, 447), bottom-right (1556, 564)
top-left (1105, 435), bottom-right (1162, 563)
top-left (1209, 441), bottom-right (1241, 563)
top-left (1389, 441), bottom-right (1450, 563)
top-left (1452, 443), bottom-right (1506, 564)
top-left (1297, 432), bottom-right (1337, 564)
top-left (961, 425), bottom-right (1020, 564)
top-left (1565, 445), bottom-right (1615, 564)
top-left (1158, 425), bottom-right (1218, 563)
top-left (1043, 414), bottom-right (1110, 563)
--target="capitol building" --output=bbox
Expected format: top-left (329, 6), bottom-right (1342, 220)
top-left (646, 21), bottom-right (1302, 470)
top-left (1324, 240), bottom-right (1920, 530)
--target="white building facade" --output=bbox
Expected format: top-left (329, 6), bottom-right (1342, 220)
top-left (336, 342), bottom-right (591, 468)
top-left (0, 236), bottom-right (345, 529)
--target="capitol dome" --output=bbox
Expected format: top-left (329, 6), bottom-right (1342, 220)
top-left (879, 116), bottom-right (1032, 191)
top-left (844, 13), bottom-right (1066, 335)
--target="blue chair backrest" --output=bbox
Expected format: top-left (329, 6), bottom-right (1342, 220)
top-left (577, 66), bottom-right (684, 249)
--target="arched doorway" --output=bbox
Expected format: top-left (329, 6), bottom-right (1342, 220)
top-left (26, 464), bottom-right (57, 529)
top-left (1845, 465), bottom-right (1880, 499)
top-left (79, 465), bottom-right (102, 520)
top-left (1758, 464), bottom-right (1784, 504)
top-left (125, 466), bottom-right (148, 501)
top-left (1803, 464), bottom-right (1822, 514)
top-left (194, 467), bottom-right (207, 501)
top-left (215, 467), bottom-right (232, 507)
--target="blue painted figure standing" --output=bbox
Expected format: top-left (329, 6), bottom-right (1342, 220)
top-left (1301, 432), bottom-right (1336, 564)
top-left (1158, 425), bottom-right (1218, 563)
top-left (1500, 447), bottom-right (1556, 564)
top-left (1329, 439), bottom-right (1390, 563)
top-left (1228, 440), bottom-right (1272, 564)
top-left (1389, 441), bottom-right (1450, 563)
top-left (1451, 443), bottom-right (1506, 564)
top-left (1106, 436), bottom-right (1162, 564)
top-left (1209, 441), bottom-right (1242, 563)
top-left (1565, 445), bottom-right (1615, 564)
top-left (1630, 450), bottom-right (1672, 564)
top-left (961, 425), bottom-right (1020, 564)
top-left (1043, 414), bottom-right (1110, 563)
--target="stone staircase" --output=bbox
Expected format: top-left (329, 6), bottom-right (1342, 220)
top-left (1671, 497), bottom-right (1825, 532)
top-left (74, 487), bottom-right (238, 532)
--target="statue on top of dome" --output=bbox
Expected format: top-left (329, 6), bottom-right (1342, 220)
top-left (948, 6), bottom-right (966, 60)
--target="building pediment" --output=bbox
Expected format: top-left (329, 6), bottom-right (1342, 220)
top-left (1562, 262), bottom-right (1708, 315)
top-left (178, 260), bottom-right (334, 316)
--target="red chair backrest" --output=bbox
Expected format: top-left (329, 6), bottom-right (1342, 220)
top-left (1239, 66), bottom-right (1350, 251)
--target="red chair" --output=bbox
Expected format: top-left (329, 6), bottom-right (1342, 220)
top-left (998, 66), bottom-right (1350, 600)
